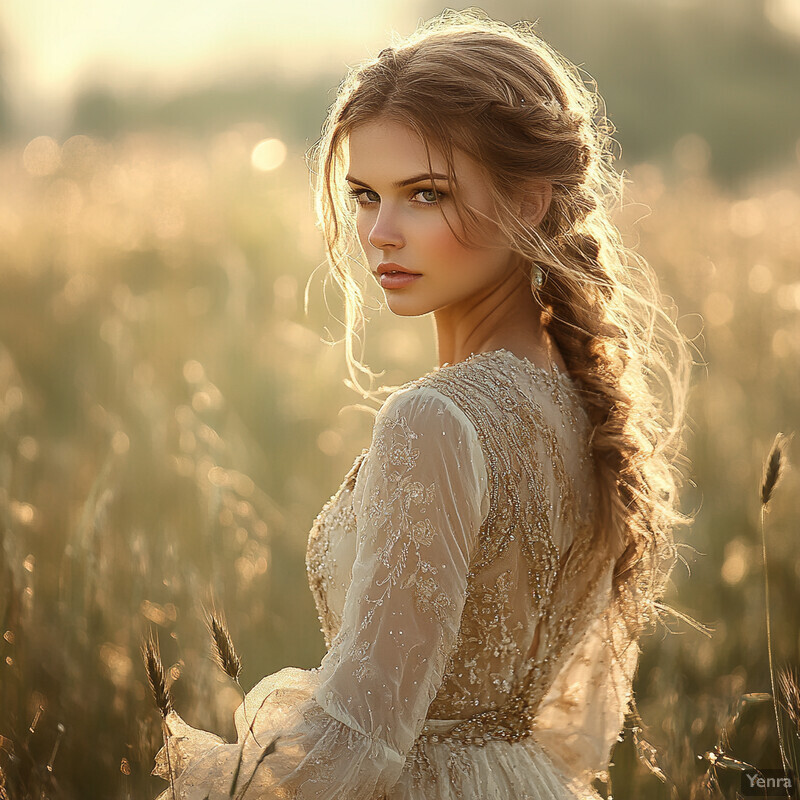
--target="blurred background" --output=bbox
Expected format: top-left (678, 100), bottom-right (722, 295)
top-left (0, 0), bottom-right (798, 797)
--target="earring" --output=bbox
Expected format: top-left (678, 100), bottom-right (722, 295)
top-left (533, 264), bottom-right (544, 289)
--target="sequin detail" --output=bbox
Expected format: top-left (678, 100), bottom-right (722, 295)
top-left (305, 348), bottom-right (632, 787)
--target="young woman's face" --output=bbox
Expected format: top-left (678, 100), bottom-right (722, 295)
top-left (346, 118), bottom-right (521, 316)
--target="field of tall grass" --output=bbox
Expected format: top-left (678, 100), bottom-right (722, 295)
top-left (0, 124), bottom-right (798, 798)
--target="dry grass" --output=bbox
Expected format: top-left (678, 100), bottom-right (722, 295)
top-left (142, 634), bottom-right (174, 719)
top-left (761, 433), bottom-right (792, 506)
top-left (0, 128), bottom-right (798, 797)
top-left (206, 608), bottom-right (243, 687)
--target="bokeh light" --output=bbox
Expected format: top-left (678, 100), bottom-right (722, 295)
top-left (22, 135), bottom-right (61, 176)
top-left (251, 138), bottom-right (287, 172)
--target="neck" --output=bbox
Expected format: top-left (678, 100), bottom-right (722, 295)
top-left (433, 269), bottom-right (549, 368)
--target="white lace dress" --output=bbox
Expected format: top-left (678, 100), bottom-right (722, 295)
top-left (153, 348), bottom-right (639, 800)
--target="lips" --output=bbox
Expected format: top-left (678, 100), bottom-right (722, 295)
top-left (378, 271), bottom-right (421, 289)
top-left (376, 263), bottom-right (420, 276)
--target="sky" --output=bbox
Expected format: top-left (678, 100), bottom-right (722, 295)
top-left (4, 0), bottom-right (800, 133)
top-left (2, 0), bottom-right (420, 130)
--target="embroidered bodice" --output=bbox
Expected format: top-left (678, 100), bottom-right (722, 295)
top-left (304, 348), bottom-right (637, 778)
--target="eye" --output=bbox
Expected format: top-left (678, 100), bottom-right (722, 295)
top-left (347, 188), bottom-right (379, 207)
top-left (414, 188), bottom-right (443, 204)
top-left (345, 186), bottom-right (447, 208)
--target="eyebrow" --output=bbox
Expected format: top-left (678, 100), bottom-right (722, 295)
top-left (345, 172), bottom-right (451, 189)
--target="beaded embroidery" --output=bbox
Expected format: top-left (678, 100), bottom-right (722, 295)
top-left (304, 349), bottom-right (625, 776)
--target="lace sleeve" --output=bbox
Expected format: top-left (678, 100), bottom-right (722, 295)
top-left (153, 385), bottom-right (488, 799)
top-left (531, 566), bottom-right (640, 786)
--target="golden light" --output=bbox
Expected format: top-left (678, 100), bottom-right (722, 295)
top-left (772, 328), bottom-right (793, 358)
top-left (748, 263), bottom-right (773, 294)
top-left (673, 133), bottom-right (711, 174)
top-left (766, 0), bottom-right (800, 37)
top-left (112, 431), bottom-right (130, 455)
top-left (317, 429), bottom-right (344, 456)
top-left (183, 359), bottom-right (206, 383)
top-left (14, 503), bottom-right (37, 527)
top-left (61, 135), bottom-right (102, 174)
top-left (703, 291), bottom-right (734, 327)
top-left (721, 539), bottom-right (748, 585)
top-left (18, 436), bottom-right (40, 461)
top-left (729, 198), bottom-right (766, 238)
top-left (777, 282), bottom-right (800, 311)
top-left (251, 138), bottom-right (287, 172)
top-left (22, 135), bottom-right (61, 177)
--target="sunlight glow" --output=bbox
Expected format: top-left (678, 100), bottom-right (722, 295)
top-left (22, 136), bottom-right (61, 177)
top-left (251, 139), bottom-right (287, 172)
top-left (766, 0), bottom-right (800, 38)
top-left (4, 0), bottom-right (411, 128)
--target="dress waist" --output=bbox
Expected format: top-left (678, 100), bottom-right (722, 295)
top-left (417, 693), bottom-right (537, 748)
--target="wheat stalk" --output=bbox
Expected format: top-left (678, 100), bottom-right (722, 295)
top-left (143, 633), bottom-right (174, 717)
top-left (229, 689), bottom-right (282, 799)
top-left (142, 631), bottom-right (176, 797)
top-left (759, 432), bottom-right (792, 779)
top-left (232, 736), bottom-right (280, 800)
top-left (777, 668), bottom-right (800, 731)
top-left (761, 432), bottom-right (790, 506)
top-left (204, 605), bottom-right (266, 755)
top-left (206, 608), bottom-right (242, 685)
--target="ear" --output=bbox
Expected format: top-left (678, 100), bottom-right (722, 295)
top-left (519, 180), bottom-right (552, 227)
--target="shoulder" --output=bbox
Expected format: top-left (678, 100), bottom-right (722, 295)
top-left (376, 382), bottom-right (478, 440)
top-left (363, 384), bottom-right (488, 497)
top-left (367, 361), bottom-right (516, 491)
top-left (354, 383), bottom-right (489, 528)
top-left (377, 355), bottom-right (513, 434)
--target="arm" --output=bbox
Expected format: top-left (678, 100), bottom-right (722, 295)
top-left (156, 385), bottom-right (488, 799)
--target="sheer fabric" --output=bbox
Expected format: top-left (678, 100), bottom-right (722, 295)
top-left (153, 349), bottom-right (638, 799)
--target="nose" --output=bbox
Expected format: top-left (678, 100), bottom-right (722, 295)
top-left (367, 205), bottom-right (404, 251)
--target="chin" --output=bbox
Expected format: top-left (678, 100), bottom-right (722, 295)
top-left (384, 297), bottom-right (432, 318)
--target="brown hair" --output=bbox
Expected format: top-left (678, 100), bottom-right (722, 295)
top-left (305, 8), bottom-right (696, 639)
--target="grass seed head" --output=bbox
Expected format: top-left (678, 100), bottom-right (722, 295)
top-left (761, 432), bottom-right (791, 506)
top-left (206, 608), bottom-right (242, 683)
top-left (142, 632), bottom-right (174, 717)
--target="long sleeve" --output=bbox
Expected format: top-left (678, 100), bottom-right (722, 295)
top-left (154, 385), bottom-right (488, 799)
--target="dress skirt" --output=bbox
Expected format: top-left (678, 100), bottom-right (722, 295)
top-left (154, 667), bottom-right (604, 800)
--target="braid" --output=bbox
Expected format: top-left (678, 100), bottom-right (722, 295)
top-left (539, 220), bottom-right (683, 633)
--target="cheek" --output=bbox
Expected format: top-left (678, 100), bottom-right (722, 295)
top-left (425, 222), bottom-right (510, 287)
top-left (422, 217), bottom-right (471, 267)
top-left (424, 203), bottom-right (500, 270)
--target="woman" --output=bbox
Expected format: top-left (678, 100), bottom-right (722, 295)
top-left (153, 9), bottom-right (693, 799)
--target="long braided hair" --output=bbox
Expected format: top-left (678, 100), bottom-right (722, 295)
top-left (306, 8), bottom-right (696, 639)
